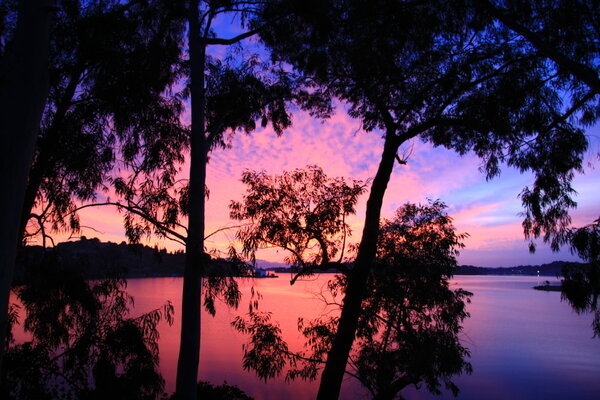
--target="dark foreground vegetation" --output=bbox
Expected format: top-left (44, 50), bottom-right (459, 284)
top-left (2, 254), bottom-right (173, 399)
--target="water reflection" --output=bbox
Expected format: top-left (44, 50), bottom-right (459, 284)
top-left (405, 276), bottom-right (600, 400)
top-left (10, 275), bottom-right (600, 399)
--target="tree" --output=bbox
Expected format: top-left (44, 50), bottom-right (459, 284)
top-left (2, 252), bottom-right (173, 399)
top-left (174, 2), bottom-right (328, 397)
top-left (233, 201), bottom-right (472, 399)
top-left (230, 165), bottom-right (365, 283)
top-left (18, 0), bottom-right (187, 247)
top-left (0, 0), bottom-right (52, 370)
top-left (1, 0), bottom-right (187, 374)
top-left (561, 219), bottom-right (600, 335)
top-left (471, 0), bottom-right (600, 249)
top-left (472, 1), bottom-right (600, 313)
top-left (255, 1), bottom-right (591, 397)
top-left (353, 201), bottom-right (471, 399)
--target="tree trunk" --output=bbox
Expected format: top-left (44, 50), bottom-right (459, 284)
top-left (18, 70), bottom-right (81, 242)
top-left (175, 0), bottom-right (206, 399)
top-left (316, 131), bottom-right (399, 399)
top-left (0, 0), bottom-right (51, 371)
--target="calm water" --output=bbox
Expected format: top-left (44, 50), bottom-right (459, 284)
top-left (12, 275), bottom-right (600, 399)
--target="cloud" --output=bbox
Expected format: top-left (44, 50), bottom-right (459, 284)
top-left (55, 105), bottom-right (600, 268)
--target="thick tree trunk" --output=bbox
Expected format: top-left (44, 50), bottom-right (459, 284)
top-left (0, 0), bottom-right (51, 370)
top-left (317, 131), bottom-right (399, 399)
top-left (18, 71), bottom-right (81, 242)
top-left (175, 1), bottom-right (206, 399)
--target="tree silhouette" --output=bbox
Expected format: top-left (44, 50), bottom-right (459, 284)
top-left (19, 0), bottom-right (186, 247)
top-left (255, 1), bottom-right (591, 397)
top-left (233, 200), bottom-right (471, 399)
top-left (474, 0), bottom-right (600, 310)
top-left (0, 0), bottom-right (52, 371)
top-left (174, 2), bottom-right (329, 397)
top-left (1, 253), bottom-right (173, 399)
top-left (561, 219), bottom-right (600, 336)
top-left (471, 0), bottom-right (600, 250)
top-left (353, 201), bottom-right (471, 399)
top-left (1, 0), bottom-right (186, 374)
top-left (230, 165), bottom-right (365, 283)
top-left (3, 2), bottom-right (306, 396)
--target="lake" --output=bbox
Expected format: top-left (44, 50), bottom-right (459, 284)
top-left (12, 274), bottom-right (600, 399)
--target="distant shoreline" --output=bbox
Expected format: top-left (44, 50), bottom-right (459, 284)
top-left (15, 238), bottom-right (586, 283)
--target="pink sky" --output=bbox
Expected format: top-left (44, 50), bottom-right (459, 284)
top-left (50, 103), bottom-right (599, 268)
top-left (32, 19), bottom-right (600, 268)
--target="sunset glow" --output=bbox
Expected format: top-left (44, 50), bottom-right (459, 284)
top-left (35, 105), bottom-right (600, 268)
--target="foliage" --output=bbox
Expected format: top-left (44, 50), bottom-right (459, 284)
top-left (114, 55), bottom-right (310, 247)
top-left (201, 248), bottom-right (255, 316)
top-left (257, 0), bottom-right (591, 251)
top-left (445, 0), bottom-right (600, 251)
top-left (196, 381), bottom-right (254, 400)
top-left (1, 252), bottom-right (173, 400)
top-left (234, 201), bottom-right (472, 399)
top-left (353, 201), bottom-right (472, 398)
top-left (561, 218), bottom-right (600, 335)
top-left (476, 0), bottom-right (599, 102)
top-left (165, 380), bottom-right (255, 400)
top-left (17, 0), bottom-right (187, 245)
top-left (230, 165), bottom-right (365, 281)
top-left (232, 312), bottom-right (290, 381)
top-left (253, 2), bottom-right (595, 395)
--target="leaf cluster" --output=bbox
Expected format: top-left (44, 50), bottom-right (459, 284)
top-left (230, 165), bottom-right (366, 279)
top-left (233, 200), bottom-right (472, 398)
top-left (2, 252), bottom-right (174, 399)
top-left (560, 219), bottom-right (600, 335)
top-left (22, 0), bottom-right (188, 244)
top-left (257, 0), bottom-right (593, 253)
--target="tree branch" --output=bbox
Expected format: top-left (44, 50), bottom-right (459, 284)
top-left (205, 28), bottom-right (259, 45)
top-left (483, 1), bottom-right (600, 94)
top-left (71, 202), bottom-right (187, 244)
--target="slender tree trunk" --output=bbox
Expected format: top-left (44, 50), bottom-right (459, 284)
top-left (317, 131), bottom-right (399, 399)
top-left (0, 0), bottom-right (51, 371)
top-left (175, 0), bottom-right (206, 398)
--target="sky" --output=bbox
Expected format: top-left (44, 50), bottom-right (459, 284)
top-left (35, 16), bottom-right (600, 268)
top-left (62, 103), bottom-right (600, 268)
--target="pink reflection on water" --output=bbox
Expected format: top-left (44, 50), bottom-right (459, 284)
top-left (12, 274), bottom-right (600, 399)
top-left (125, 275), bottom-right (369, 399)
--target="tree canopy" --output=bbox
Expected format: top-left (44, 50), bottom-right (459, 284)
top-left (253, 1), bottom-right (594, 397)
top-left (16, 0), bottom-right (187, 246)
top-left (230, 165), bottom-right (365, 282)
top-left (2, 253), bottom-right (173, 399)
top-left (234, 200), bottom-right (471, 399)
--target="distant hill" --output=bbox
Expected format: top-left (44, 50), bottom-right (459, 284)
top-left (253, 260), bottom-right (289, 270)
top-left (454, 261), bottom-right (581, 276)
top-left (15, 238), bottom-right (583, 282)
top-left (15, 237), bottom-right (185, 283)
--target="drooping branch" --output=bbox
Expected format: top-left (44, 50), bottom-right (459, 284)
top-left (204, 223), bottom-right (252, 241)
top-left (70, 202), bottom-right (187, 245)
top-left (483, 1), bottom-right (600, 94)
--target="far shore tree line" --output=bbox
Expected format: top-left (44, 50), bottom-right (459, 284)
top-left (1, 1), bottom-right (599, 399)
